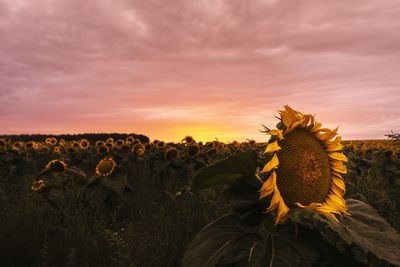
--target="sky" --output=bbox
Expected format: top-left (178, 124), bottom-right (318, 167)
top-left (0, 0), bottom-right (400, 142)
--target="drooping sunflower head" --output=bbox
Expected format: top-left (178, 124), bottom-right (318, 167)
top-left (259, 105), bottom-right (349, 225)
top-left (45, 159), bottom-right (67, 173)
top-left (96, 156), bottom-right (117, 176)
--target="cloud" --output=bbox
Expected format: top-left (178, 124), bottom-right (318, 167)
top-left (0, 0), bottom-right (399, 141)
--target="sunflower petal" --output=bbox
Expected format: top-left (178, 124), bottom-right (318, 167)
top-left (259, 172), bottom-right (276, 199)
top-left (326, 142), bottom-right (343, 152)
top-left (267, 129), bottom-right (284, 140)
top-left (264, 141), bottom-right (281, 154)
top-left (318, 126), bottom-right (339, 142)
top-left (329, 152), bottom-right (348, 162)
top-left (275, 200), bottom-right (289, 224)
top-left (260, 153), bottom-right (279, 173)
top-left (332, 176), bottom-right (345, 192)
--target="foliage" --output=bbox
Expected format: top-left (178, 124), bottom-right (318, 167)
top-left (0, 136), bottom-right (399, 266)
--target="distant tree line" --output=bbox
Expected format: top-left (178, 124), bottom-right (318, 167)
top-left (0, 133), bottom-right (150, 143)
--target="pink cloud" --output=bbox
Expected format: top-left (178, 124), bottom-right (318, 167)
top-left (0, 0), bottom-right (399, 141)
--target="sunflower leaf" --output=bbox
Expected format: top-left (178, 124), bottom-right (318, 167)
top-left (181, 213), bottom-right (262, 267)
top-left (289, 199), bottom-right (400, 267)
top-left (191, 151), bottom-right (259, 191)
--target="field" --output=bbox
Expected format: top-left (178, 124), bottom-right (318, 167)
top-left (0, 135), bottom-right (399, 267)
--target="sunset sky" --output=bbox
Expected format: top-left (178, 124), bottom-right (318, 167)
top-left (1, 0), bottom-right (399, 142)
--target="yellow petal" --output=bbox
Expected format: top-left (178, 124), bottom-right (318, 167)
top-left (318, 126), bottom-right (339, 142)
top-left (266, 190), bottom-right (281, 212)
top-left (279, 110), bottom-right (295, 128)
top-left (264, 141), bottom-right (281, 154)
top-left (332, 176), bottom-right (345, 192)
top-left (286, 120), bottom-right (303, 134)
top-left (259, 172), bottom-right (276, 199)
top-left (310, 122), bottom-right (322, 132)
top-left (275, 200), bottom-right (289, 224)
top-left (267, 129), bottom-right (284, 140)
top-left (331, 183), bottom-right (344, 197)
top-left (329, 152), bottom-right (348, 162)
top-left (326, 142), bottom-right (343, 152)
top-left (261, 154), bottom-right (279, 173)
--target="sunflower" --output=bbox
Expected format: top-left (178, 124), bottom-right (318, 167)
top-left (45, 159), bottom-right (67, 173)
top-left (164, 147), bottom-right (179, 160)
top-left (45, 138), bottom-right (52, 144)
top-left (79, 139), bottom-right (90, 150)
top-left (182, 136), bottom-right (195, 144)
top-left (106, 137), bottom-right (114, 144)
top-left (96, 140), bottom-right (106, 148)
top-left (133, 143), bottom-right (145, 156)
top-left (53, 146), bottom-right (61, 154)
top-left (259, 105), bottom-right (349, 225)
top-left (96, 157), bottom-right (117, 176)
top-left (126, 136), bottom-right (135, 144)
top-left (187, 144), bottom-right (200, 157)
top-left (97, 144), bottom-right (110, 154)
top-left (49, 138), bottom-right (57, 146)
top-left (114, 139), bottom-right (125, 149)
top-left (31, 179), bottom-right (46, 192)
top-left (24, 141), bottom-right (36, 150)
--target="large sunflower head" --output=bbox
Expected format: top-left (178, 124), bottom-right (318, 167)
top-left (259, 105), bottom-right (349, 225)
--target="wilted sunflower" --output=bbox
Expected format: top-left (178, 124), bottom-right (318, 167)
top-left (259, 105), bottom-right (349, 225)
top-left (31, 179), bottom-right (46, 192)
top-left (96, 156), bottom-right (117, 176)
top-left (45, 159), bottom-right (67, 173)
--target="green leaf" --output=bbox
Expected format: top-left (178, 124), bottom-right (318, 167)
top-left (191, 151), bottom-right (259, 191)
top-left (289, 199), bottom-right (400, 267)
top-left (181, 213), bottom-right (262, 267)
top-left (249, 224), bottom-right (323, 267)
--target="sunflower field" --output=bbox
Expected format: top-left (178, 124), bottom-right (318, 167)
top-left (0, 110), bottom-right (400, 266)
